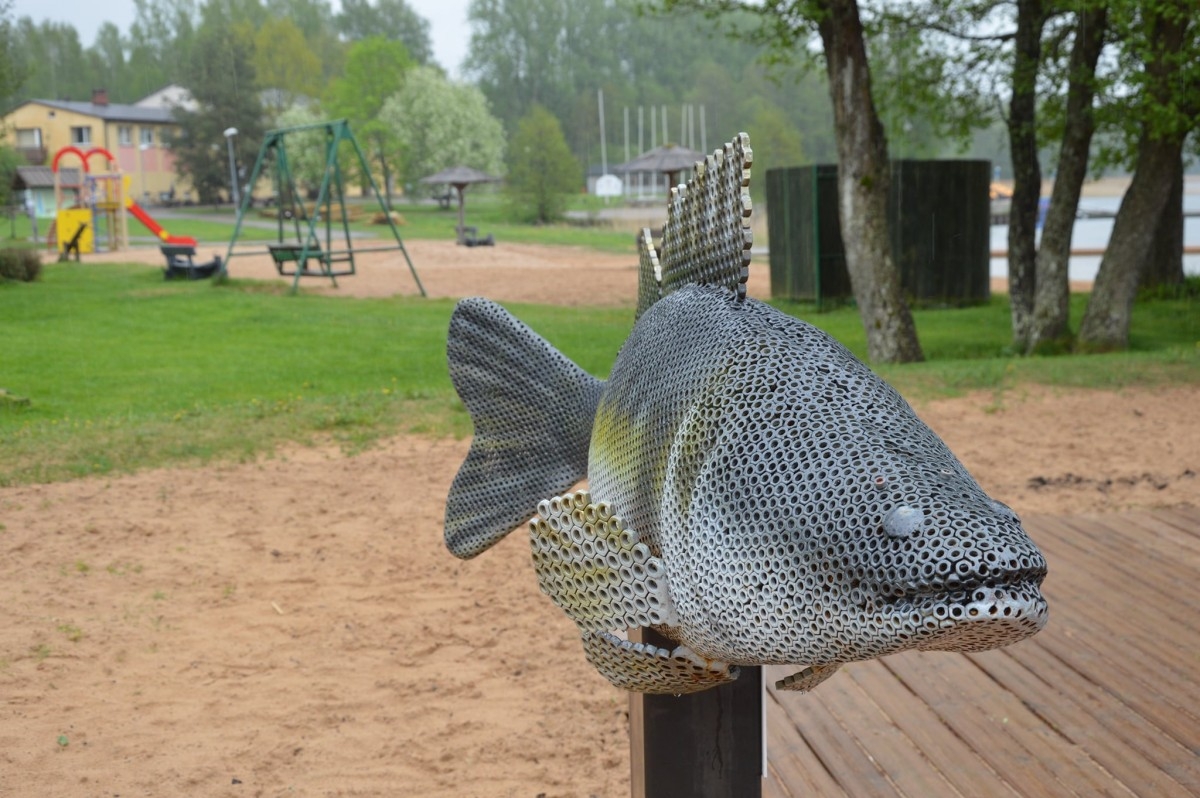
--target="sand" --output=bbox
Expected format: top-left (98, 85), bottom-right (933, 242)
top-left (3, 240), bottom-right (1197, 796)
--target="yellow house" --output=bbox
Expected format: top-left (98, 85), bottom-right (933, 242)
top-left (1, 88), bottom-right (194, 207)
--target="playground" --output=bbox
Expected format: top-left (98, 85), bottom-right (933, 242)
top-left (0, 300), bottom-right (1196, 793)
top-left (2, 127), bottom-right (1196, 795)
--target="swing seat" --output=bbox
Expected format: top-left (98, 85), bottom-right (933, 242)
top-left (266, 242), bottom-right (353, 277)
top-left (161, 244), bottom-right (222, 280)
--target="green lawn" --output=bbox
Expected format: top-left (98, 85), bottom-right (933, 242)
top-left (1, 259), bottom-right (1197, 486)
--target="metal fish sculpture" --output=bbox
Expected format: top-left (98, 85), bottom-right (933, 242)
top-left (443, 133), bottom-right (1048, 694)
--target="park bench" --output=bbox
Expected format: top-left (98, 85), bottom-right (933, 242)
top-left (266, 241), bottom-right (354, 277)
top-left (161, 243), bottom-right (223, 280)
top-left (432, 190), bottom-right (454, 209)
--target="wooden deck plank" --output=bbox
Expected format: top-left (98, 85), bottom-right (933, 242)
top-left (886, 651), bottom-right (1129, 797)
top-left (1042, 515), bottom-right (1197, 608)
top-left (966, 647), bottom-right (1196, 796)
top-left (1029, 627), bottom-right (1200, 754)
top-left (765, 696), bottom-right (849, 798)
top-left (769, 674), bottom-right (899, 796)
top-left (1117, 512), bottom-right (1200, 560)
top-left (998, 639), bottom-right (1200, 792)
top-left (1033, 516), bottom-right (1200, 707)
top-left (812, 664), bottom-right (967, 797)
top-left (1031, 516), bottom-right (1199, 670)
top-left (843, 657), bottom-right (1020, 798)
top-left (1151, 507), bottom-right (1200, 540)
top-left (766, 511), bottom-right (1200, 798)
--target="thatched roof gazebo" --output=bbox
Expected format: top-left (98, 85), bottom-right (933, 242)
top-left (419, 166), bottom-right (499, 245)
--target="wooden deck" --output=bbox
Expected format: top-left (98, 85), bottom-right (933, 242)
top-left (764, 507), bottom-right (1200, 797)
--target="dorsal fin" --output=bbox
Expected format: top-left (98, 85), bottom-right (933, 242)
top-left (635, 132), bottom-right (753, 320)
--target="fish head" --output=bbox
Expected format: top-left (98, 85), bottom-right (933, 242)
top-left (660, 320), bottom-right (1048, 667)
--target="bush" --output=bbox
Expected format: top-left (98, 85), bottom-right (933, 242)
top-left (0, 248), bottom-right (42, 282)
top-left (0, 248), bottom-right (41, 281)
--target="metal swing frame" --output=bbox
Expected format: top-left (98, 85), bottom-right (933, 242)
top-left (222, 119), bottom-right (426, 296)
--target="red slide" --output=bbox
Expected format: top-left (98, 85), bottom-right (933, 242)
top-left (126, 199), bottom-right (197, 246)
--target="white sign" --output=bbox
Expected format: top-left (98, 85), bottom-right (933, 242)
top-left (595, 174), bottom-right (623, 197)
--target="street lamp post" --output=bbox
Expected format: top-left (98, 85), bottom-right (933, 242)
top-left (223, 127), bottom-right (239, 207)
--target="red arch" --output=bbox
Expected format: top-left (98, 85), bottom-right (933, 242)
top-left (82, 147), bottom-right (117, 170)
top-left (52, 146), bottom-right (91, 173)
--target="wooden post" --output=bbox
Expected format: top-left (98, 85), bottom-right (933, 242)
top-left (629, 628), bottom-right (763, 798)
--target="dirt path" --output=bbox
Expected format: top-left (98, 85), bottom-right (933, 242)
top-left (4, 243), bottom-right (1195, 797)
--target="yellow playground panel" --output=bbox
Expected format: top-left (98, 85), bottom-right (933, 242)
top-left (56, 208), bottom-right (94, 255)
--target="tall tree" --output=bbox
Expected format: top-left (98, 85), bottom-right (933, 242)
top-left (664, 0), bottom-right (922, 363)
top-left (171, 5), bottom-right (263, 203)
top-left (9, 20), bottom-right (91, 101)
top-left (324, 36), bottom-right (414, 207)
top-left (253, 17), bottom-right (322, 118)
top-left (1079, 1), bottom-right (1199, 350)
top-left (506, 104), bottom-right (579, 224)
top-left (1027, 4), bottom-right (1107, 352)
top-left (336, 0), bottom-right (432, 65)
top-left (378, 66), bottom-right (505, 188)
top-left (0, 0), bottom-right (26, 106)
top-left (1004, 0), bottom-right (1047, 349)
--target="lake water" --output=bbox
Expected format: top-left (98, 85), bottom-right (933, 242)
top-left (989, 194), bottom-right (1200, 282)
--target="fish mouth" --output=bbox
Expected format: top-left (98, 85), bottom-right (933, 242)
top-left (880, 570), bottom-right (1049, 652)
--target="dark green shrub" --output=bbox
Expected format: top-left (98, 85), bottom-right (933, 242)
top-left (0, 248), bottom-right (42, 282)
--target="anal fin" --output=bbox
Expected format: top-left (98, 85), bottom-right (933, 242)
top-left (582, 631), bottom-right (738, 694)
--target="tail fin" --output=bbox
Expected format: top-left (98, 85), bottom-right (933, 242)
top-left (444, 297), bottom-right (603, 559)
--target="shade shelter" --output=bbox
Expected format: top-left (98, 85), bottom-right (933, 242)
top-left (419, 166), bottom-right (498, 245)
top-left (613, 144), bottom-right (704, 192)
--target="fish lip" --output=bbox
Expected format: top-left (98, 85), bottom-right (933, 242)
top-left (877, 565), bottom-right (1047, 605)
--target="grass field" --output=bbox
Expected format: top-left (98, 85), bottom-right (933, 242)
top-left (1, 259), bottom-right (1197, 486)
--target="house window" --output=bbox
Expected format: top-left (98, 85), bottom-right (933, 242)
top-left (159, 128), bottom-right (171, 147)
top-left (140, 127), bottom-right (155, 147)
top-left (118, 126), bottom-right (132, 146)
top-left (15, 128), bottom-right (42, 148)
top-left (70, 126), bottom-right (92, 145)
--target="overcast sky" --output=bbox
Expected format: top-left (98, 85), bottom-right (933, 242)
top-left (8, 0), bottom-right (473, 77)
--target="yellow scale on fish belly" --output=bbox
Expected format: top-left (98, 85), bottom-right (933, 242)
top-left (442, 131), bottom-right (1049, 695)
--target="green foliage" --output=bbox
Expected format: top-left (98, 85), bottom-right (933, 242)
top-left (253, 17), bottom-right (322, 118)
top-left (0, 247), bottom-right (40, 281)
top-left (324, 36), bottom-right (415, 201)
top-left (506, 105), bottom-right (580, 224)
top-left (272, 106), bottom-right (329, 192)
top-left (0, 143), bottom-right (21, 208)
top-left (465, 0), bottom-right (837, 168)
top-left (171, 6), bottom-right (264, 204)
top-left (1, 261), bottom-right (1196, 487)
top-left (378, 66), bottom-right (506, 187)
top-left (744, 101), bottom-right (806, 199)
top-left (0, 0), bottom-right (26, 105)
top-left (336, 0), bottom-right (432, 65)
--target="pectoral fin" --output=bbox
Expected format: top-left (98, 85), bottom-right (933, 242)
top-left (529, 491), bottom-right (678, 631)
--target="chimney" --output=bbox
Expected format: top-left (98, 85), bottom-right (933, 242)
top-left (92, 88), bottom-right (109, 106)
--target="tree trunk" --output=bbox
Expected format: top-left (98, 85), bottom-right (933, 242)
top-left (1077, 135), bottom-right (1183, 349)
top-left (1006, 0), bottom-right (1045, 351)
top-left (1027, 6), bottom-right (1107, 354)
top-left (375, 132), bottom-right (393, 211)
top-left (1140, 152), bottom-right (1184, 291)
top-left (1078, 4), bottom-right (1194, 350)
top-left (817, 0), bottom-right (922, 364)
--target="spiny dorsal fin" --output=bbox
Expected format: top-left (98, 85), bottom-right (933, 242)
top-left (636, 132), bottom-right (753, 320)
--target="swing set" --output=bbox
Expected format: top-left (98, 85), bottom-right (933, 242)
top-left (223, 119), bottom-right (425, 296)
